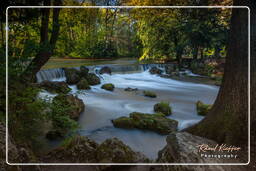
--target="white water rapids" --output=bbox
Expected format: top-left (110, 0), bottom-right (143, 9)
top-left (38, 67), bottom-right (219, 159)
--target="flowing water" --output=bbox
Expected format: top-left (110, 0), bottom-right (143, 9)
top-left (37, 62), bottom-right (219, 160)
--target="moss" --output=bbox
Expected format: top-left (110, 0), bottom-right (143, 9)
top-left (86, 73), bottom-right (101, 85)
top-left (101, 83), bottom-right (115, 91)
top-left (111, 117), bottom-right (134, 129)
top-left (196, 101), bottom-right (212, 116)
top-left (112, 112), bottom-right (178, 135)
top-left (143, 91), bottom-right (157, 98)
top-left (77, 78), bottom-right (90, 90)
top-left (154, 102), bottom-right (172, 116)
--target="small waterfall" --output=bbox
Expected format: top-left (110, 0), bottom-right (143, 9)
top-left (36, 63), bottom-right (177, 83)
top-left (36, 68), bottom-right (66, 83)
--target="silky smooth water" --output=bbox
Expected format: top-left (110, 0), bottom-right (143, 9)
top-left (38, 66), bottom-right (219, 159)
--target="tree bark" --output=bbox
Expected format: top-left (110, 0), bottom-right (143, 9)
top-left (186, 0), bottom-right (251, 149)
top-left (192, 45), bottom-right (199, 60)
top-left (23, 0), bottom-right (62, 81)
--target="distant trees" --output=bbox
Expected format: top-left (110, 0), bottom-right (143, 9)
top-left (130, 4), bottom-right (230, 63)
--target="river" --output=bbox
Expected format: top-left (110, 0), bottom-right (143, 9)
top-left (37, 59), bottom-right (219, 160)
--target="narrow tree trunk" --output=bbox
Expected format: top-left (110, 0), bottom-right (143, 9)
top-left (186, 0), bottom-right (250, 148)
top-left (23, 0), bottom-right (62, 81)
top-left (192, 45), bottom-right (199, 60)
top-left (0, 20), bottom-right (4, 47)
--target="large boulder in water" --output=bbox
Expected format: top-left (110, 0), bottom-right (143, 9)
top-left (112, 112), bottom-right (178, 135)
top-left (64, 68), bottom-right (80, 85)
top-left (149, 67), bottom-right (163, 75)
top-left (77, 78), bottom-right (90, 90)
top-left (99, 66), bottom-right (112, 75)
top-left (39, 81), bottom-right (71, 94)
top-left (52, 94), bottom-right (85, 120)
top-left (86, 73), bottom-right (101, 85)
top-left (96, 137), bottom-right (149, 163)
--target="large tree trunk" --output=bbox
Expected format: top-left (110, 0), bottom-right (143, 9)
top-left (187, 0), bottom-right (252, 149)
top-left (23, 0), bottom-right (62, 81)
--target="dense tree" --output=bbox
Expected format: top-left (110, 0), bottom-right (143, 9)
top-left (187, 0), bottom-right (252, 149)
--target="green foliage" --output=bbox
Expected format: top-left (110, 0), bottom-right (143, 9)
top-left (196, 101), bottom-right (212, 116)
top-left (8, 85), bottom-right (48, 146)
top-left (49, 96), bottom-right (79, 133)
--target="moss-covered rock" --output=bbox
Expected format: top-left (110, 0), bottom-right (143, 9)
top-left (39, 81), bottom-right (71, 94)
top-left (44, 136), bottom-right (98, 163)
top-left (143, 91), bottom-right (157, 98)
top-left (53, 94), bottom-right (85, 120)
top-left (154, 102), bottom-right (172, 116)
top-left (77, 78), bottom-right (90, 90)
top-left (196, 101), bottom-right (212, 116)
top-left (149, 67), bottom-right (163, 75)
top-left (86, 73), bottom-right (101, 85)
top-left (101, 83), bottom-right (115, 91)
top-left (111, 117), bottom-right (134, 129)
top-left (79, 66), bottom-right (89, 77)
top-left (99, 66), bottom-right (112, 75)
top-left (112, 112), bottom-right (178, 135)
top-left (64, 68), bottom-right (80, 85)
top-left (96, 138), bottom-right (148, 163)
top-left (44, 136), bottom-right (149, 164)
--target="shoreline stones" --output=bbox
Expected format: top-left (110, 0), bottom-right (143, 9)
top-left (44, 136), bottom-right (149, 163)
top-left (112, 112), bottom-right (178, 135)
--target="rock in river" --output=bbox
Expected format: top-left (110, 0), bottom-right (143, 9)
top-left (101, 83), bottom-right (115, 91)
top-left (99, 66), bottom-right (112, 75)
top-left (64, 68), bottom-right (80, 85)
top-left (86, 73), bottom-right (101, 85)
top-left (154, 102), bottom-right (172, 116)
top-left (149, 67), bottom-right (163, 75)
top-left (112, 112), bottom-right (178, 135)
top-left (77, 78), bottom-right (91, 90)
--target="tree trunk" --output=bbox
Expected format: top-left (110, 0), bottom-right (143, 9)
top-left (23, 0), bottom-right (62, 81)
top-left (186, 0), bottom-right (251, 148)
top-left (192, 45), bottom-right (199, 60)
